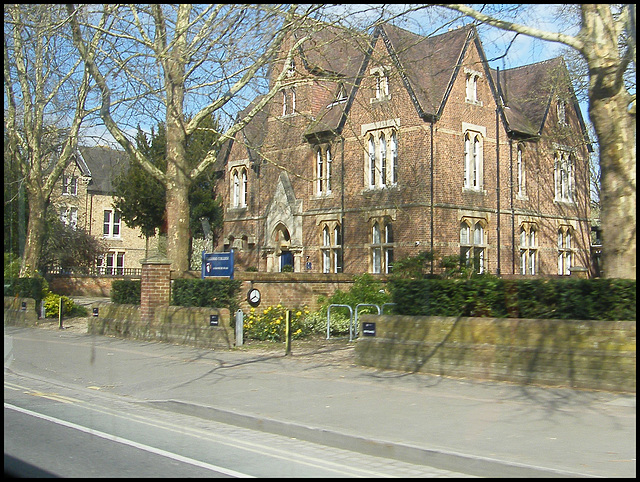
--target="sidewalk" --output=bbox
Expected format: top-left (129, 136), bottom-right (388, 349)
top-left (142, 343), bottom-right (636, 478)
top-left (7, 324), bottom-right (636, 477)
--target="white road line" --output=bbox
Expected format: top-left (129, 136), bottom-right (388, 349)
top-left (4, 403), bottom-right (254, 478)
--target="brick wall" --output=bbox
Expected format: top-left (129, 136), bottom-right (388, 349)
top-left (140, 260), bottom-right (171, 322)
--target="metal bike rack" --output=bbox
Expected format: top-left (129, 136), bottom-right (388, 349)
top-left (326, 304), bottom-right (353, 340)
top-left (354, 304), bottom-right (382, 340)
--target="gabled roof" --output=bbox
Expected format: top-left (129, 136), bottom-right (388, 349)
top-left (379, 23), bottom-right (474, 120)
top-left (492, 57), bottom-right (564, 137)
top-left (225, 19), bottom-right (590, 153)
top-left (77, 146), bottom-right (129, 194)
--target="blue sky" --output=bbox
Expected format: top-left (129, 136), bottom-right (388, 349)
top-left (84, 5), bottom-right (590, 147)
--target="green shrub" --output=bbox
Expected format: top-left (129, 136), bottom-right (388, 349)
top-left (4, 277), bottom-right (45, 301)
top-left (172, 278), bottom-right (241, 312)
top-left (43, 293), bottom-right (76, 318)
top-left (111, 279), bottom-right (141, 305)
top-left (389, 278), bottom-right (636, 320)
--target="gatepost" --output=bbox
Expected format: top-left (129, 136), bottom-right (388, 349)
top-left (140, 255), bottom-right (172, 324)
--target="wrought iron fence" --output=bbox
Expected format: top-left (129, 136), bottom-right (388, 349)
top-left (45, 266), bottom-right (142, 277)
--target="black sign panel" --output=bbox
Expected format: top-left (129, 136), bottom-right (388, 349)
top-left (362, 322), bottom-right (376, 337)
top-left (209, 314), bottom-right (219, 326)
top-left (92, 307), bottom-right (99, 317)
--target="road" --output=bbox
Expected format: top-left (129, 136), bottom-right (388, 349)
top-left (4, 324), bottom-right (636, 477)
top-left (4, 326), bottom-right (472, 478)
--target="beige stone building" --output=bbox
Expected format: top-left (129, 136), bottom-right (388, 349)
top-left (50, 146), bottom-right (148, 274)
top-left (216, 21), bottom-right (593, 277)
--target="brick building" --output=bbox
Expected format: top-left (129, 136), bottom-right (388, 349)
top-left (216, 21), bottom-right (592, 277)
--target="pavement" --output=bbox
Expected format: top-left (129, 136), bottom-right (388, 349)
top-left (7, 301), bottom-right (636, 478)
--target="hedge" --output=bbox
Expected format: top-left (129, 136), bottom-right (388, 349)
top-left (4, 277), bottom-right (44, 301)
top-left (110, 278), bottom-right (241, 312)
top-left (171, 278), bottom-right (241, 312)
top-left (111, 279), bottom-right (141, 305)
top-left (389, 278), bottom-right (636, 320)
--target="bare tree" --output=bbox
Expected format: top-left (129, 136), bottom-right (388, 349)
top-left (429, 4), bottom-right (635, 278)
top-left (66, 4), bottom-right (324, 273)
top-left (4, 4), bottom-right (95, 277)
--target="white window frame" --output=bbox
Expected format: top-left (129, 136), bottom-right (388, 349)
top-left (554, 150), bottom-right (575, 203)
top-left (460, 219), bottom-right (486, 274)
top-left (320, 222), bottom-right (342, 274)
top-left (519, 224), bottom-right (538, 275)
top-left (371, 220), bottom-right (394, 274)
top-left (62, 175), bottom-right (78, 195)
top-left (316, 146), bottom-right (333, 196)
top-left (462, 126), bottom-right (484, 190)
top-left (365, 127), bottom-right (398, 190)
top-left (558, 227), bottom-right (573, 275)
top-left (103, 209), bottom-right (121, 238)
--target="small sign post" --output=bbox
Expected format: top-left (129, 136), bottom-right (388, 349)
top-left (362, 322), bottom-right (376, 337)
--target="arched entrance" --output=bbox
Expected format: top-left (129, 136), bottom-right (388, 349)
top-left (264, 173), bottom-right (303, 272)
top-left (273, 223), bottom-right (294, 272)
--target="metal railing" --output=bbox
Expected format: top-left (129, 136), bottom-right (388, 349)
top-left (45, 266), bottom-right (142, 277)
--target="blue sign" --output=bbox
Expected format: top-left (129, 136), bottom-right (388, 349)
top-left (202, 251), bottom-right (234, 279)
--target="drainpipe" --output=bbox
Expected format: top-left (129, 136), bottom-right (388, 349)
top-left (340, 135), bottom-right (345, 273)
top-left (496, 101), bottom-right (501, 276)
top-left (430, 120), bottom-right (434, 275)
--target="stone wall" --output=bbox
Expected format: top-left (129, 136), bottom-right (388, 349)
top-left (88, 302), bottom-right (233, 350)
top-left (4, 297), bottom-right (39, 326)
top-left (355, 315), bottom-right (636, 393)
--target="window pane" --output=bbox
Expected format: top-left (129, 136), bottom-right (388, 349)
top-left (103, 211), bottom-right (111, 236)
top-left (460, 223), bottom-right (469, 244)
top-left (372, 222), bottom-right (380, 244)
top-left (372, 247), bottom-right (381, 273)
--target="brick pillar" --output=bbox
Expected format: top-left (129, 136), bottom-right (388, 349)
top-left (140, 257), bottom-right (172, 323)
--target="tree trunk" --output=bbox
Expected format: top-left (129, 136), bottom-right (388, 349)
top-left (20, 191), bottom-right (47, 278)
top-left (581, 5), bottom-right (637, 279)
top-left (588, 89), bottom-right (636, 279)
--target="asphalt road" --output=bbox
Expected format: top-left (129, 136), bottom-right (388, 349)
top-left (4, 323), bottom-right (636, 477)
top-left (4, 327), bottom-right (470, 478)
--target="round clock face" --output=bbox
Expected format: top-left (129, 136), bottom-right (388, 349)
top-left (247, 288), bottom-right (261, 307)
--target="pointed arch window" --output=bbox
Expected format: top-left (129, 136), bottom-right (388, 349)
top-left (231, 166), bottom-right (248, 208)
top-left (460, 219), bottom-right (486, 274)
top-left (519, 224), bottom-right (537, 275)
top-left (316, 146), bottom-right (333, 195)
top-left (365, 128), bottom-right (398, 189)
top-left (463, 131), bottom-right (483, 189)
top-left (371, 220), bottom-right (394, 274)
top-left (320, 222), bottom-right (342, 273)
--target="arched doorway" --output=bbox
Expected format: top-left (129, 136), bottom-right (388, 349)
top-left (273, 224), bottom-right (294, 272)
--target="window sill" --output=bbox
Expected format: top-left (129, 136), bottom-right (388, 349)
top-left (462, 186), bottom-right (486, 195)
top-left (370, 94), bottom-right (392, 104)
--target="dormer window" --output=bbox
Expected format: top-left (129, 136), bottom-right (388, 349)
top-left (464, 68), bottom-right (482, 104)
top-left (370, 66), bottom-right (390, 102)
top-left (556, 97), bottom-right (567, 125)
